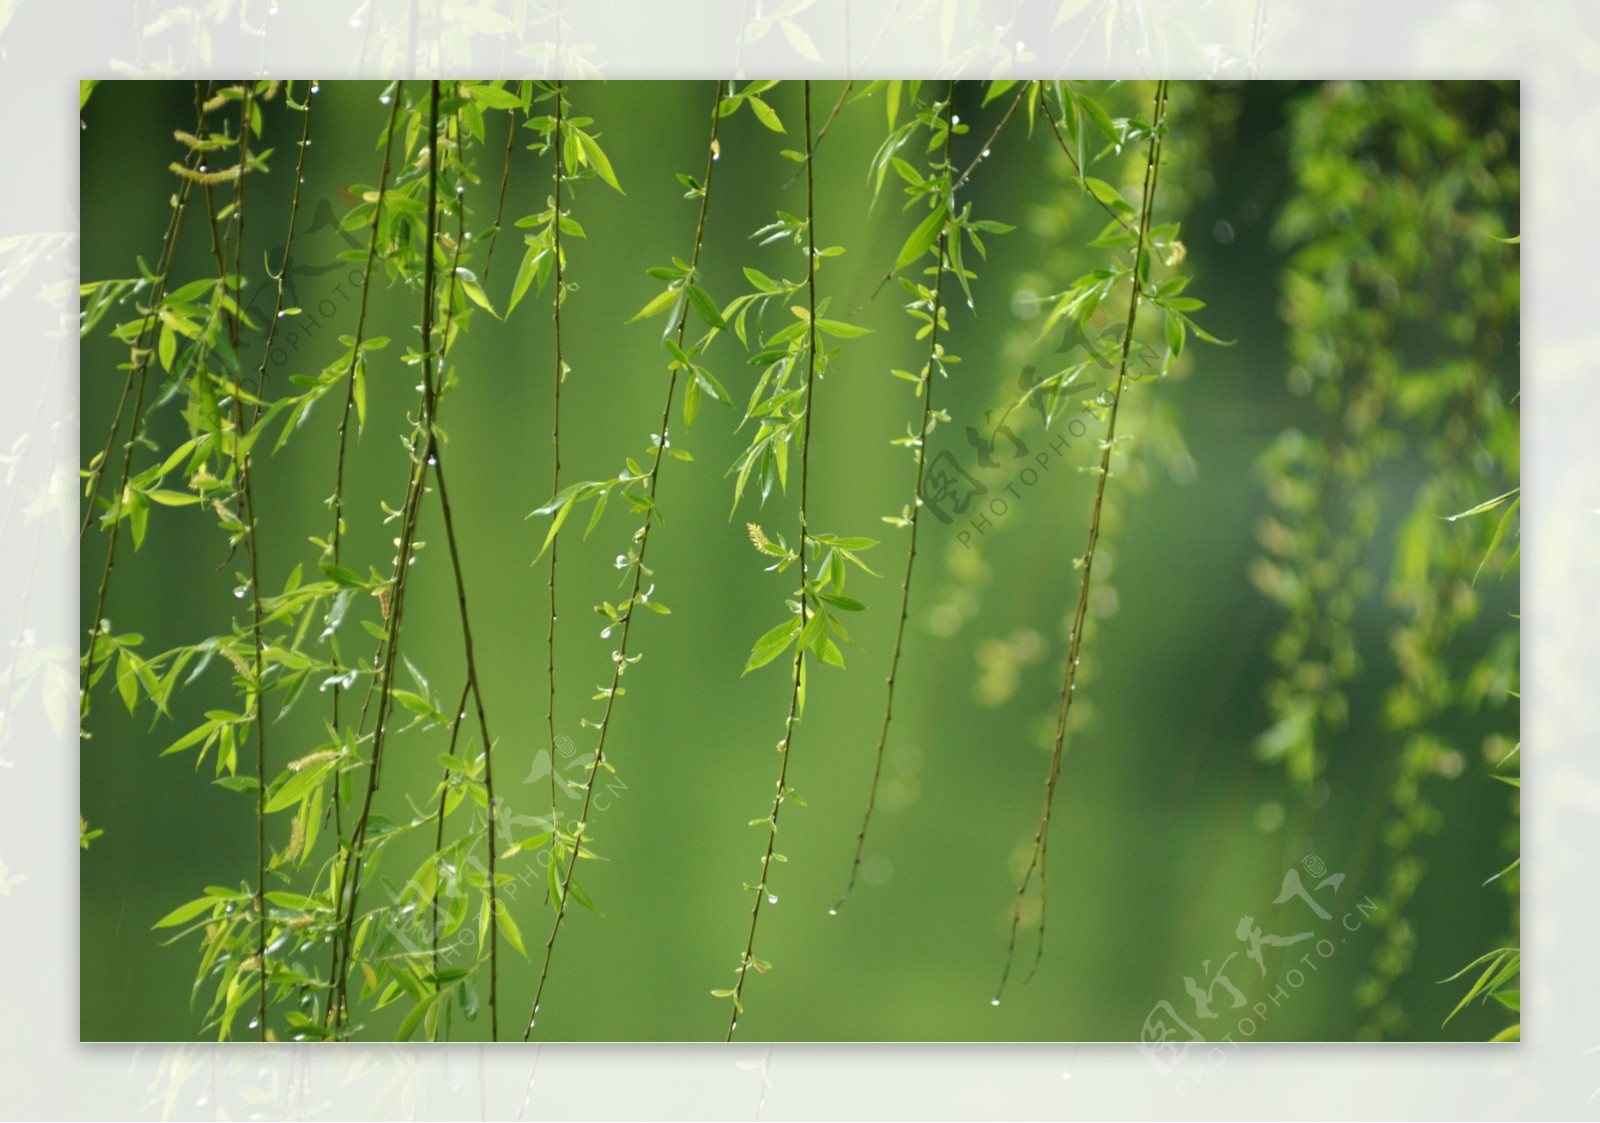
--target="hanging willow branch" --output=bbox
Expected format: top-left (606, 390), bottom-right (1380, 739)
top-left (855, 80), bottom-right (1029, 314)
top-left (78, 86), bottom-right (209, 725)
top-left (523, 80), bottom-right (725, 1041)
top-left (479, 79), bottom-right (523, 286)
top-left (426, 101), bottom-right (503, 1041)
top-left (329, 80), bottom-right (446, 1036)
top-left (834, 81), bottom-right (956, 915)
top-left (318, 81), bottom-right (401, 1013)
top-left (723, 80), bottom-right (822, 1043)
top-left (544, 79), bottom-right (566, 835)
top-left (216, 83), bottom-right (272, 1043)
top-left (994, 79), bottom-right (1170, 1005)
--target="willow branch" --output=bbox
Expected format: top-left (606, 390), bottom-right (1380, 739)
top-left (205, 84), bottom-right (271, 1040)
top-left (329, 86), bottom-right (403, 568)
top-left (523, 80), bottom-right (725, 1041)
top-left (479, 80), bottom-right (522, 286)
top-left (247, 88), bottom-right (314, 420)
top-left (855, 81), bottom-right (1027, 315)
top-left (781, 80), bottom-right (852, 190)
top-left (950, 82), bottom-right (1026, 193)
top-left (330, 80), bottom-right (443, 1036)
top-left (431, 449), bottom-right (500, 1040)
top-left (725, 80), bottom-right (818, 1043)
top-left (78, 86), bottom-right (208, 723)
top-left (1038, 89), bottom-right (1137, 235)
top-left (545, 80), bottom-right (566, 832)
top-left (320, 79), bottom-right (403, 1015)
top-left (426, 114), bottom-right (502, 1040)
top-left (994, 79), bottom-right (1168, 1005)
top-left (834, 82), bottom-right (955, 914)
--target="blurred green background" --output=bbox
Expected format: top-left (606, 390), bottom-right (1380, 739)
top-left (79, 80), bottom-right (1518, 1042)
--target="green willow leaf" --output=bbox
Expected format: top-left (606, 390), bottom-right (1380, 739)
top-left (744, 616), bottom-right (802, 675)
top-left (686, 284), bottom-right (726, 329)
top-left (895, 205), bottom-right (947, 273)
top-left (576, 130), bottom-right (624, 194)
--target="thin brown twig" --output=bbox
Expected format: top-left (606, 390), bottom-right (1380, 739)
top-left (523, 80), bottom-right (726, 1041)
top-left (855, 81), bottom-right (1028, 315)
top-left (78, 85), bottom-right (210, 722)
top-left (329, 86), bottom-right (403, 568)
top-left (545, 80), bottom-right (565, 838)
top-left (480, 80), bottom-right (522, 285)
top-left (994, 79), bottom-right (1168, 1004)
top-left (951, 83), bottom-right (1027, 193)
top-left (431, 677), bottom-right (473, 989)
top-left (1038, 89), bottom-right (1137, 235)
top-left (725, 80), bottom-right (819, 1043)
top-left (247, 80), bottom-right (316, 433)
top-left (781, 80), bottom-right (853, 190)
top-left (329, 80), bottom-right (444, 1036)
top-left (219, 83), bottom-right (271, 1043)
top-left (431, 448), bottom-right (501, 1039)
top-left (78, 165), bottom-right (196, 541)
top-left (425, 107), bottom-right (502, 1039)
top-left (320, 81), bottom-right (403, 1014)
top-left (833, 81), bottom-right (955, 915)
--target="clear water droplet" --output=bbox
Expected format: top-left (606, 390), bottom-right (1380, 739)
top-left (267, 2), bottom-right (278, 13)
top-left (348, 16), bottom-right (360, 27)
top-left (380, 94), bottom-right (391, 105)
top-left (990, 997), bottom-right (1001, 1006)
top-left (310, 82), bottom-right (320, 94)
top-left (827, 907), bottom-right (838, 916)
top-left (234, 586), bottom-right (248, 599)
top-left (767, 893), bottom-right (778, 905)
